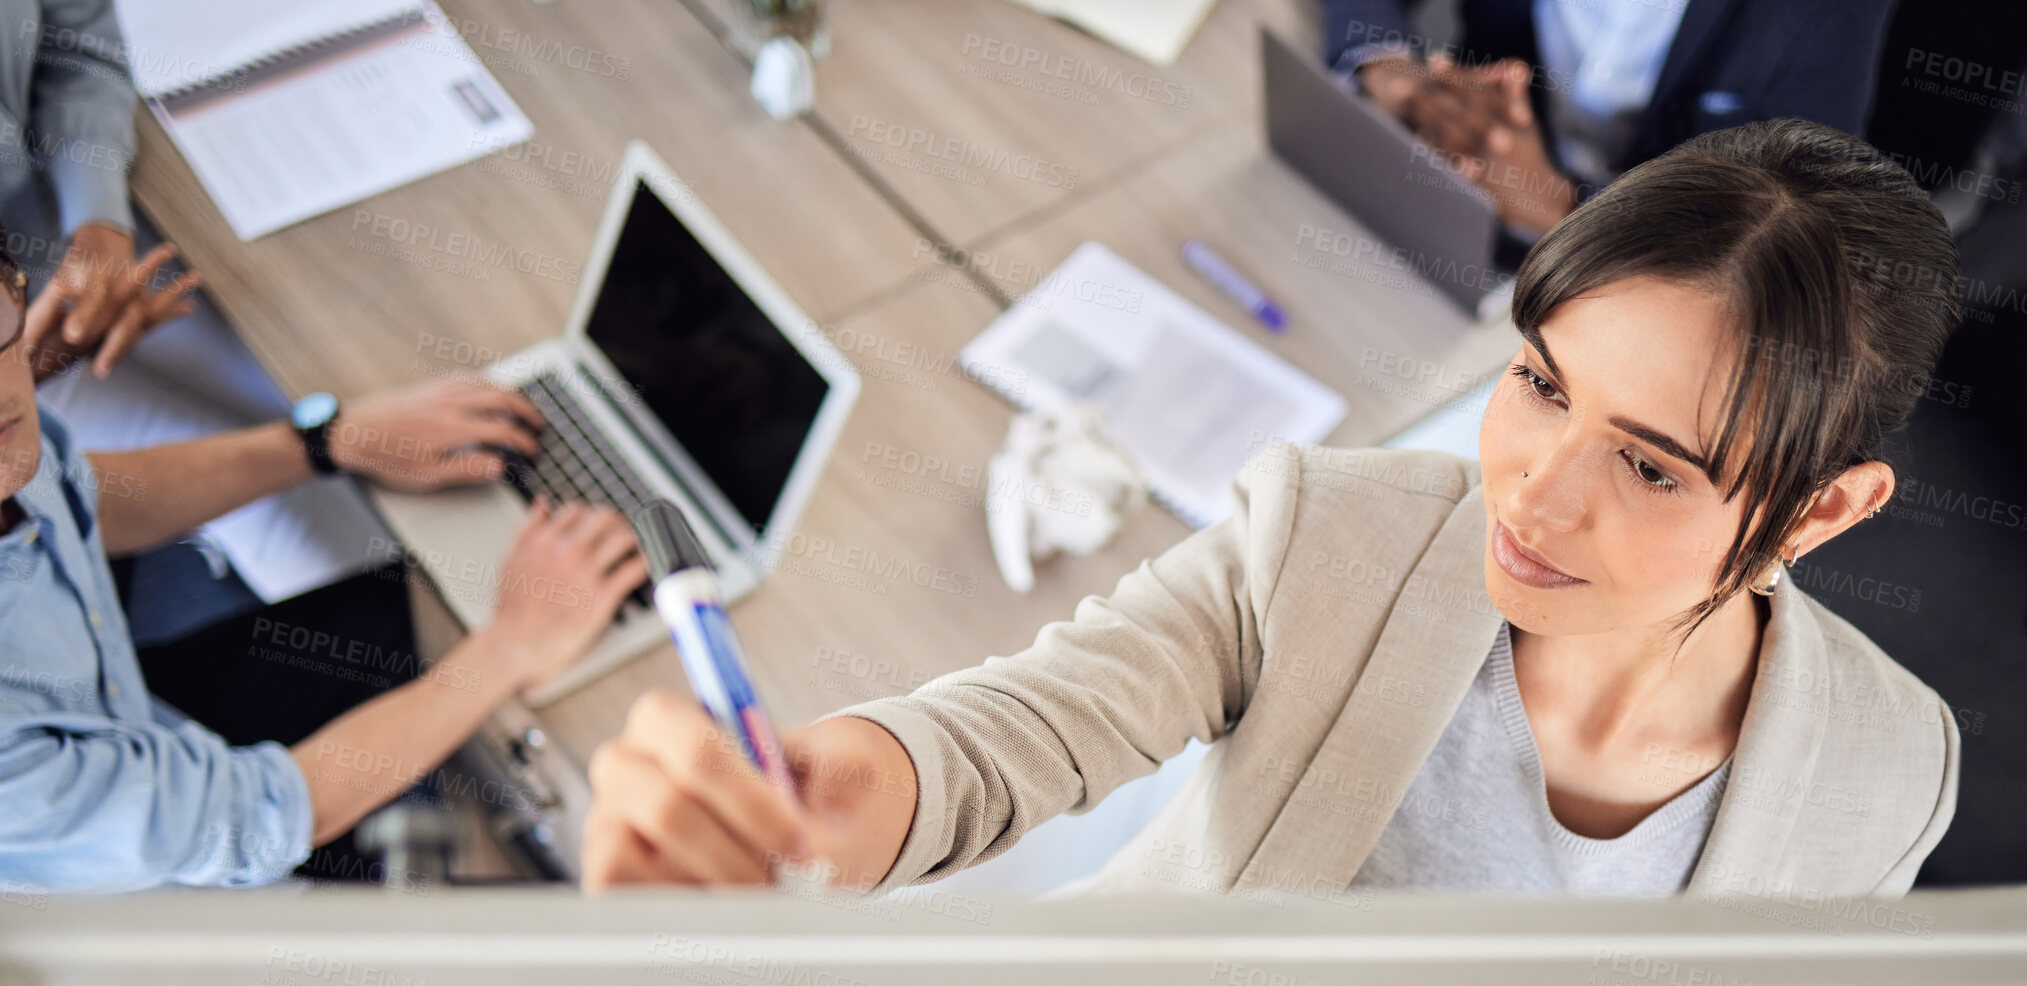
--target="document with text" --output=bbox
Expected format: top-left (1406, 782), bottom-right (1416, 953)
top-left (962, 242), bottom-right (1346, 528)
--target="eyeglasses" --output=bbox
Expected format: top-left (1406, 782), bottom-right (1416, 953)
top-left (0, 263), bottom-right (26, 354)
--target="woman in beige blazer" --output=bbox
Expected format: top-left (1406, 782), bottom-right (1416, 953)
top-left (580, 119), bottom-right (1961, 904)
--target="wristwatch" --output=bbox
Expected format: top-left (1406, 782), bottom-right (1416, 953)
top-left (291, 392), bottom-right (342, 476)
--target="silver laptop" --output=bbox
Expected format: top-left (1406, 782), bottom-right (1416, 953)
top-left (1261, 28), bottom-right (1502, 312)
top-left (374, 141), bottom-right (860, 706)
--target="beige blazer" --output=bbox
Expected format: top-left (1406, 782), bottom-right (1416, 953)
top-left (837, 445), bottom-right (1960, 901)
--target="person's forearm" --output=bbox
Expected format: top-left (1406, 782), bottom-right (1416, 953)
top-left (1501, 171), bottom-right (1579, 236)
top-left (87, 421), bottom-right (313, 555)
top-left (796, 715), bottom-right (918, 890)
top-left (288, 627), bottom-right (525, 846)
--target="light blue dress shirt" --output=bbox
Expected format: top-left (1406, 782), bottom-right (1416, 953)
top-left (0, 407), bottom-right (311, 893)
top-left (1532, 0), bottom-right (1690, 188)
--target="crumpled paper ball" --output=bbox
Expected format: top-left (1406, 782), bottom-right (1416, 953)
top-left (985, 402), bottom-right (1148, 592)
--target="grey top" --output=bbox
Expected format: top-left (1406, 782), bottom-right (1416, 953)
top-left (0, 0), bottom-right (138, 280)
top-left (1349, 622), bottom-right (1731, 896)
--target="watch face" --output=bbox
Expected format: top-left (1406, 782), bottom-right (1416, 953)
top-left (291, 392), bottom-right (339, 429)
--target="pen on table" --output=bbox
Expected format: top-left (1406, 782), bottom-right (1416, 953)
top-left (1181, 238), bottom-right (1287, 332)
top-left (631, 499), bottom-right (799, 795)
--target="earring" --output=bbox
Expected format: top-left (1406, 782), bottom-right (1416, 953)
top-left (1748, 545), bottom-right (1797, 596)
top-left (1522, 471), bottom-right (1529, 478)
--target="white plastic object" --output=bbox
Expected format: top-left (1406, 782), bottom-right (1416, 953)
top-left (750, 37), bottom-right (815, 120)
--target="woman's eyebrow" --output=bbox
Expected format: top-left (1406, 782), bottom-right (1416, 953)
top-left (1531, 333), bottom-right (1712, 477)
top-left (1609, 416), bottom-right (1711, 475)
top-left (1526, 331), bottom-right (1564, 381)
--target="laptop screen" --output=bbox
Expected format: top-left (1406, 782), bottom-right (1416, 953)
top-left (584, 180), bottom-right (830, 535)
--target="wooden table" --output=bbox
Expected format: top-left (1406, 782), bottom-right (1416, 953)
top-left (689, 0), bottom-right (1323, 245)
top-left (675, 0), bottom-right (1518, 446)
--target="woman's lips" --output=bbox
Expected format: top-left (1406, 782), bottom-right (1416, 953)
top-left (1492, 520), bottom-right (1586, 589)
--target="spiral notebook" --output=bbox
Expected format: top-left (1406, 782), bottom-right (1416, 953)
top-left (959, 242), bottom-right (1347, 529)
top-left (117, 0), bottom-right (532, 240)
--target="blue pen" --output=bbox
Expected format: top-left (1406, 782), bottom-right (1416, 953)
top-left (632, 500), bottom-right (798, 794)
top-left (1182, 238), bottom-right (1287, 332)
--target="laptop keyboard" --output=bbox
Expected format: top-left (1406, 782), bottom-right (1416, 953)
top-left (507, 372), bottom-right (656, 616)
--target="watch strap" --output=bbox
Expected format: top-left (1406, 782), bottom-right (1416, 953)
top-left (299, 418), bottom-right (340, 476)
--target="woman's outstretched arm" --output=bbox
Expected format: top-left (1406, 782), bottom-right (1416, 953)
top-left (580, 448), bottom-right (1306, 891)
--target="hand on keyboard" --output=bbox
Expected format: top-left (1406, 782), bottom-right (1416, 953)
top-left (484, 496), bottom-right (651, 694)
top-left (331, 379), bottom-right (547, 491)
top-left (506, 374), bottom-right (663, 616)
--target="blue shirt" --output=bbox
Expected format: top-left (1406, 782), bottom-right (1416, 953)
top-left (0, 408), bottom-right (310, 892)
top-left (1532, 0), bottom-right (1690, 189)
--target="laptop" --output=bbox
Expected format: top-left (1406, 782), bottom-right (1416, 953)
top-left (374, 140), bottom-right (860, 706)
top-left (1260, 28), bottom-right (1504, 313)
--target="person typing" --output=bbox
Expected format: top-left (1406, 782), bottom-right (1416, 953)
top-left (0, 232), bottom-right (649, 892)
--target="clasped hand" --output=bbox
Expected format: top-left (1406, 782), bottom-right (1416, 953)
top-left (1360, 54), bottom-right (1579, 233)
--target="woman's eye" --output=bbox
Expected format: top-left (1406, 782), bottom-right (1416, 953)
top-left (1624, 450), bottom-right (1678, 492)
top-left (1509, 363), bottom-right (1563, 404)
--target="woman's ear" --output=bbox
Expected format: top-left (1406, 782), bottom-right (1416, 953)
top-left (1790, 461), bottom-right (1895, 560)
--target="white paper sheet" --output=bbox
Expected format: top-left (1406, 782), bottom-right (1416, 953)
top-left (1002, 0), bottom-right (1221, 66)
top-left (961, 242), bottom-right (1346, 528)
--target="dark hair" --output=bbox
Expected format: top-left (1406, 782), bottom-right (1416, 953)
top-left (0, 219), bottom-right (19, 307)
top-left (0, 220), bottom-right (21, 351)
top-left (1510, 118), bottom-right (1960, 642)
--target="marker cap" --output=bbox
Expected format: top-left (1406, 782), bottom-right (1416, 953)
top-left (630, 499), bottom-right (714, 578)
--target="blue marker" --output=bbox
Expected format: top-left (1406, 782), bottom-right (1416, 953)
top-left (1182, 238), bottom-right (1286, 332)
top-left (631, 500), bottom-right (798, 794)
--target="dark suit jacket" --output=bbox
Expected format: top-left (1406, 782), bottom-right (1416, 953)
top-left (1320, 0), bottom-right (1898, 177)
